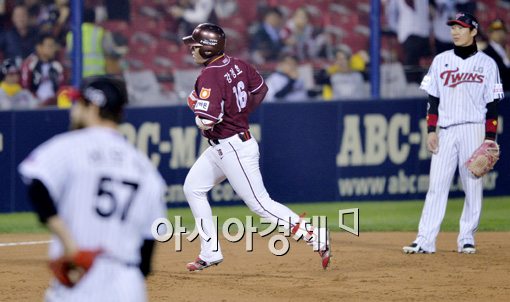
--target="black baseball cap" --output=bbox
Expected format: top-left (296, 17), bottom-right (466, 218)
top-left (447, 12), bottom-right (479, 30)
top-left (80, 76), bottom-right (128, 114)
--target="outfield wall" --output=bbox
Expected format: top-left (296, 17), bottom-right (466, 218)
top-left (1, 98), bottom-right (509, 212)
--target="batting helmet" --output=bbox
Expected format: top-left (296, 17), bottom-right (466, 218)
top-left (80, 76), bottom-right (128, 114)
top-left (182, 23), bottom-right (226, 59)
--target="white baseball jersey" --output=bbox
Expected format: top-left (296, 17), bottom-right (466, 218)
top-left (19, 126), bottom-right (167, 301)
top-left (413, 49), bottom-right (504, 253)
top-left (420, 50), bottom-right (505, 127)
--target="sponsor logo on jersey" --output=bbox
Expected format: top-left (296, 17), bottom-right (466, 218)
top-left (195, 100), bottom-right (210, 111)
top-left (199, 87), bottom-right (211, 99)
top-left (440, 68), bottom-right (484, 87)
top-left (200, 39), bottom-right (217, 46)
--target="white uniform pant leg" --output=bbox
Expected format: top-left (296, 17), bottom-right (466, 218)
top-left (45, 261), bottom-right (146, 302)
top-left (183, 147), bottom-right (226, 262)
top-left (219, 138), bottom-right (300, 230)
top-left (415, 128), bottom-right (458, 252)
top-left (457, 124), bottom-right (484, 251)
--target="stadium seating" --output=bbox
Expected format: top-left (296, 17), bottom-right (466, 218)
top-left (122, 0), bottom-right (510, 98)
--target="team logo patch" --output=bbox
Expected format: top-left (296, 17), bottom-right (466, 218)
top-left (199, 88), bottom-right (211, 99)
top-left (195, 100), bottom-right (210, 111)
top-left (494, 84), bottom-right (503, 94)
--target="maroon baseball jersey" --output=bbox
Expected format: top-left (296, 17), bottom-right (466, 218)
top-left (192, 55), bottom-right (265, 139)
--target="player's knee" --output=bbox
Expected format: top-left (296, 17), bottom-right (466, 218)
top-left (183, 180), bottom-right (201, 199)
top-left (248, 205), bottom-right (267, 218)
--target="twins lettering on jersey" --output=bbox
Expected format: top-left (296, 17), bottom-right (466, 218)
top-left (440, 67), bottom-right (484, 87)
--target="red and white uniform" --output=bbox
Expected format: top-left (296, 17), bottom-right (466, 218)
top-left (184, 55), bottom-right (326, 262)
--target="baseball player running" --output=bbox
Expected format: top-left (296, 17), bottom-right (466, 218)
top-left (182, 23), bottom-right (330, 271)
top-left (403, 13), bottom-right (504, 254)
top-left (18, 76), bottom-right (167, 301)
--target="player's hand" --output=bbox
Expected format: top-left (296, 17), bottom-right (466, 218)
top-left (49, 249), bottom-right (102, 287)
top-left (427, 132), bottom-right (439, 154)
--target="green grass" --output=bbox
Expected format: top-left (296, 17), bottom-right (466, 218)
top-left (1, 197), bottom-right (509, 234)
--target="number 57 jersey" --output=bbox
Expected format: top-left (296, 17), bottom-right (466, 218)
top-left (18, 127), bottom-right (167, 264)
top-left (191, 55), bottom-right (266, 140)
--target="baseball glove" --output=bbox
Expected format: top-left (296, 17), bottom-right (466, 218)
top-left (466, 140), bottom-right (500, 178)
top-left (49, 249), bottom-right (102, 287)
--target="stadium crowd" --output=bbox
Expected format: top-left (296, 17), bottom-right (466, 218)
top-left (0, 0), bottom-right (509, 109)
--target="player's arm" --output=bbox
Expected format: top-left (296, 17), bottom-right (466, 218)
top-left (249, 81), bottom-right (268, 107)
top-left (426, 95), bottom-right (440, 153)
top-left (139, 239), bottom-right (155, 277)
top-left (246, 63), bottom-right (268, 110)
top-left (27, 179), bottom-right (78, 256)
top-left (426, 95), bottom-right (439, 133)
top-left (485, 100), bottom-right (499, 141)
top-left (193, 74), bottom-right (224, 130)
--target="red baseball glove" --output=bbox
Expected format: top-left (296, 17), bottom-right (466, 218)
top-left (187, 90), bottom-right (198, 111)
top-left (465, 140), bottom-right (500, 178)
top-left (49, 249), bottom-right (102, 287)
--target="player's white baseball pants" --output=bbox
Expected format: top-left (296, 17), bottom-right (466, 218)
top-left (415, 123), bottom-right (484, 252)
top-left (183, 134), bottom-right (320, 262)
top-left (45, 258), bottom-right (147, 302)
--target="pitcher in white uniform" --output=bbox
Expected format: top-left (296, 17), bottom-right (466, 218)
top-left (18, 76), bottom-right (167, 301)
top-left (403, 13), bottom-right (504, 254)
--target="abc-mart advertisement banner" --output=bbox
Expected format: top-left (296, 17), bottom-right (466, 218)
top-left (0, 98), bottom-right (508, 212)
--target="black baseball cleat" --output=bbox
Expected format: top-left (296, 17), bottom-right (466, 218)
top-left (460, 243), bottom-right (476, 254)
top-left (402, 243), bottom-right (432, 254)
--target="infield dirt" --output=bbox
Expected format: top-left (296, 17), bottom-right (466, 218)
top-left (1, 232), bottom-right (509, 301)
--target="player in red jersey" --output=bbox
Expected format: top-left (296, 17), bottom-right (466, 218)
top-left (182, 23), bottom-right (331, 271)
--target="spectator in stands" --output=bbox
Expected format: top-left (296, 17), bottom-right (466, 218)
top-left (67, 8), bottom-right (115, 77)
top-left (168, 0), bottom-right (217, 39)
top-left (21, 33), bottom-right (64, 106)
top-left (280, 7), bottom-right (330, 61)
top-left (0, 58), bottom-right (38, 109)
top-left (483, 19), bottom-right (510, 92)
top-left (105, 0), bottom-right (130, 21)
top-left (39, 0), bottom-right (70, 46)
top-left (431, 0), bottom-right (456, 54)
top-left (24, 0), bottom-right (44, 27)
top-left (0, 5), bottom-right (38, 63)
top-left (455, 0), bottom-right (476, 15)
top-left (315, 46), bottom-right (366, 101)
top-left (265, 54), bottom-right (310, 102)
top-left (385, 0), bottom-right (431, 83)
top-left (250, 7), bottom-right (284, 64)
top-left (0, 0), bottom-right (6, 25)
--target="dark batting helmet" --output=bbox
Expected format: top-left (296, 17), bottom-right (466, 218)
top-left (182, 23), bottom-right (226, 59)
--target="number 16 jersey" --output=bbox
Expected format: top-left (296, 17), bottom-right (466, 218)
top-left (191, 55), bottom-right (265, 140)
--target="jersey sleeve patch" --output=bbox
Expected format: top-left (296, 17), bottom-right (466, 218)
top-left (494, 83), bottom-right (504, 96)
top-left (194, 100), bottom-right (210, 111)
top-left (199, 87), bottom-right (211, 99)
